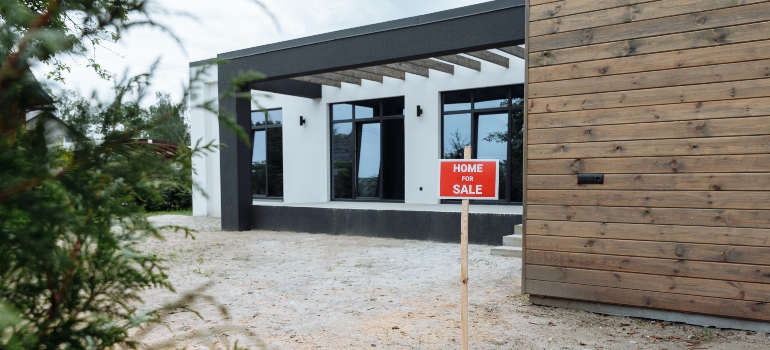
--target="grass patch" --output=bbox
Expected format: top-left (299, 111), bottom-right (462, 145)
top-left (147, 209), bottom-right (192, 216)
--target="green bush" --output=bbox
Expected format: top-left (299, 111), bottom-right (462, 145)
top-left (141, 183), bottom-right (193, 212)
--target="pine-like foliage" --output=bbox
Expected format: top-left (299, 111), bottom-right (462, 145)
top-left (0, 0), bottom-right (251, 347)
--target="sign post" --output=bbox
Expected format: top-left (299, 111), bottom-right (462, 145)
top-left (438, 147), bottom-right (499, 350)
top-left (460, 147), bottom-right (471, 350)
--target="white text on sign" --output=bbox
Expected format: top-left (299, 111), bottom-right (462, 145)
top-left (453, 184), bottom-right (483, 195)
top-left (453, 164), bottom-right (484, 172)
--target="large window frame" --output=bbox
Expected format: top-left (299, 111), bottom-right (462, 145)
top-left (440, 85), bottom-right (525, 204)
top-left (330, 97), bottom-right (405, 202)
top-left (251, 108), bottom-right (284, 199)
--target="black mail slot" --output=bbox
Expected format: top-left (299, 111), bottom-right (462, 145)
top-left (578, 174), bottom-right (604, 185)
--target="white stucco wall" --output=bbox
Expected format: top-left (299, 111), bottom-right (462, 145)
top-left (190, 65), bottom-right (222, 217)
top-left (190, 52), bottom-right (525, 215)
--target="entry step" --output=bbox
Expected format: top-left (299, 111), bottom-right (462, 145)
top-left (490, 246), bottom-right (522, 257)
top-left (491, 224), bottom-right (522, 258)
top-left (503, 234), bottom-right (522, 247)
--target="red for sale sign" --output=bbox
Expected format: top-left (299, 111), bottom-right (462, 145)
top-left (438, 159), bottom-right (499, 200)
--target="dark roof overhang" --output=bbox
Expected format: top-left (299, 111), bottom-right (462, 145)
top-left (196, 0), bottom-right (525, 99)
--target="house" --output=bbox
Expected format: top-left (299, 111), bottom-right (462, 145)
top-left (190, 0), bottom-right (525, 245)
top-left (25, 113), bottom-right (75, 149)
top-left (190, 0), bottom-right (770, 332)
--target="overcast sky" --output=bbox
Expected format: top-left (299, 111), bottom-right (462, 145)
top-left (31, 0), bottom-right (490, 105)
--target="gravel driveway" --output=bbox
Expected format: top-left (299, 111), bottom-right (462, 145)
top-left (133, 215), bottom-right (770, 349)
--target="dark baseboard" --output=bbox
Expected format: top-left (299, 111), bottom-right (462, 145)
top-left (251, 205), bottom-right (521, 245)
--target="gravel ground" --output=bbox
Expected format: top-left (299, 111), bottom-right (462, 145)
top-left (132, 215), bottom-right (770, 349)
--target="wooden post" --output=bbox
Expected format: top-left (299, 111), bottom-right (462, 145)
top-left (461, 145), bottom-right (471, 350)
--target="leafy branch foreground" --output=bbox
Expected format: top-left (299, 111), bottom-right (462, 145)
top-left (0, 0), bottom-right (262, 348)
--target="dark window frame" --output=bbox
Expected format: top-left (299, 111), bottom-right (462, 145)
top-left (440, 85), bottom-right (525, 205)
top-left (251, 108), bottom-right (284, 199)
top-left (330, 97), bottom-right (405, 202)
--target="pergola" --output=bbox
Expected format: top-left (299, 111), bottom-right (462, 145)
top-left (202, 0), bottom-right (526, 231)
top-left (289, 46), bottom-right (524, 88)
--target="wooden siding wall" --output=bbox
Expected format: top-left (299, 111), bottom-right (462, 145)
top-left (525, 0), bottom-right (770, 321)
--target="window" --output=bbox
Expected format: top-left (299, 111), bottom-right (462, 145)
top-left (330, 97), bottom-right (405, 201)
top-left (251, 109), bottom-right (283, 198)
top-left (441, 85), bottom-right (525, 203)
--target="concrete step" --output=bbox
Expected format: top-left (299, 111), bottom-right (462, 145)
top-left (503, 234), bottom-right (522, 247)
top-left (490, 246), bottom-right (522, 258)
top-left (514, 224), bottom-right (522, 235)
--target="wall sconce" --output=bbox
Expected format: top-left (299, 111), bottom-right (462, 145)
top-left (299, 116), bottom-right (306, 126)
top-left (416, 105), bottom-right (423, 117)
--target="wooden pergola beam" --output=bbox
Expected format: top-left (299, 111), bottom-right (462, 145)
top-left (291, 76), bottom-right (341, 88)
top-left (464, 50), bottom-right (510, 68)
top-left (498, 45), bottom-right (525, 59)
top-left (434, 55), bottom-right (481, 71)
top-left (313, 72), bottom-right (361, 85)
top-left (357, 66), bottom-right (405, 80)
top-left (408, 58), bottom-right (454, 74)
top-left (335, 69), bottom-right (383, 83)
top-left (383, 62), bottom-right (429, 77)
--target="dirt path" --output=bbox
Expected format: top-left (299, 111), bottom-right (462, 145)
top-left (135, 215), bottom-right (770, 349)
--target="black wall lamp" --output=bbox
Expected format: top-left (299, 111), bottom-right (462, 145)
top-left (299, 116), bottom-right (306, 126)
top-left (416, 105), bottom-right (423, 117)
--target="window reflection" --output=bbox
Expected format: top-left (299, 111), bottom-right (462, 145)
top-left (443, 90), bottom-right (472, 112)
top-left (441, 85), bottom-right (524, 203)
top-left (357, 123), bottom-right (381, 197)
top-left (251, 111), bottom-right (267, 126)
top-left (510, 109), bottom-right (525, 202)
top-left (267, 109), bottom-right (283, 125)
top-left (474, 87), bottom-right (509, 109)
top-left (251, 108), bottom-right (283, 198)
top-left (251, 130), bottom-right (267, 196)
top-left (443, 114), bottom-right (471, 159)
top-left (477, 113), bottom-right (508, 200)
top-left (267, 129), bottom-right (283, 197)
top-left (332, 123), bottom-right (354, 199)
top-left (330, 97), bottom-right (405, 201)
top-left (332, 104), bottom-right (353, 121)
top-left (354, 99), bottom-right (379, 119)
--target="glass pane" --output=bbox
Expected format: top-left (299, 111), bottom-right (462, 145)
top-left (477, 113), bottom-right (508, 200)
top-left (267, 128), bottom-right (283, 197)
top-left (382, 118), bottom-right (405, 200)
top-left (332, 104), bottom-right (353, 121)
top-left (382, 97), bottom-right (405, 116)
top-left (251, 130), bottom-right (267, 196)
top-left (474, 87), bottom-right (509, 109)
top-left (354, 100), bottom-right (379, 119)
top-left (356, 105), bottom-right (380, 119)
top-left (442, 113), bottom-right (471, 159)
top-left (443, 90), bottom-right (472, 112)
top-left (251, 111), bottom-right (267, 126)
top-left (511, 85), bottom-right (525, 106)
top-left (332, 123), bottom-right (354, 198)
top-left (357, 123), bottom-right (381, 198)
top-left (510, 109), bottom-right (525, 202)
top-left (267, 109), bottom-right (282, 125)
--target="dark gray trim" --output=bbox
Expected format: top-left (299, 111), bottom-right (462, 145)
top-left (217, 1), bottom-right (525, 83)
top-left (250, 80), bottom-right (322, 99)
top-left (190, 58), bottom-right (216, 68)
top-left (251, 205), bottom-right (522, 245)
top-left (218, 74), bottom-right (253, 231)
top-left (221, 0), bottom-right (524, 61)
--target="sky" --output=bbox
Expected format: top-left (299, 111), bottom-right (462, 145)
top-left (31, 0), bottom-right (491, 106)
